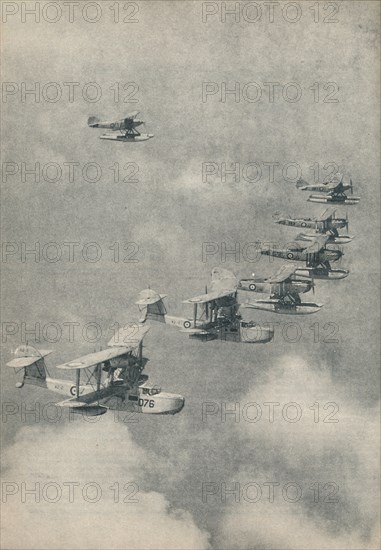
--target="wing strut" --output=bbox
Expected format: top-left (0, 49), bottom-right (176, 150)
top-left (138, 340), bottom-right (143, 363)
top-left (96, 364), bottom-right (102, 392)
top-left (193, 303), bottom-right (197, 328)
top-left (75, 370), bottom-right (80, 399)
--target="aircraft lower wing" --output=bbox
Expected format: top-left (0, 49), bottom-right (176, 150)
top-left (56, 397), bottom-right (108, 416)
top-left (179, 327), bottom-right (211, 335)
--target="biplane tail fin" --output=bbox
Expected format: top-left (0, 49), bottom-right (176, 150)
top-left (135, 289), bottom-right (167, 323)
top-left (6, 345), bottom-right (52, 389)
top-left (296, 177), bottom-right (309, 189)
top-left (87, 116), bottom-right (100, 127)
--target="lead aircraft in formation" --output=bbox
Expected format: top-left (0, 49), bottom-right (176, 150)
top-left (88, 111), bottom-right (154, 142)
top-left (5, 167), bottom-right (360, 415)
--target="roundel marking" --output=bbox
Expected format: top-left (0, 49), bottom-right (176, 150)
top-left (183, 321), bottom-right (191, 329)
top-left (249, 283), bottom-right (256, 291)
top-left (287, 252), bottom-right (294, 259)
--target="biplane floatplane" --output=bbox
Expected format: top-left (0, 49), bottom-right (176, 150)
top-left (239, 265), bottom-right (321, 315)
top-left (296, 173), bottom-right (360, 205)
top-left (88, 111), bottom-right (154, 142)
top-left (136, 268), bottom-right (274, 344)
top-left (259, 235), bottom-right (349, 280)
top-left (6, 325), bottom-right (184, 416)
top-left (274, 207), bottom-right (353, 245)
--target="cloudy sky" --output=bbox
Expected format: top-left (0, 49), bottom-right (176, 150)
top-left (1, 1), bottom-right (380, 549)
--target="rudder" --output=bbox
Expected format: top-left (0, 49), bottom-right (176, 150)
top-left (136, 289), bottom-right (167, 323)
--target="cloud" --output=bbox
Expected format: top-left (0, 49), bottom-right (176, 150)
top-left (1, 418), bottom-right (211, 550)
top-left (212, 354), bottom-right (380, 550)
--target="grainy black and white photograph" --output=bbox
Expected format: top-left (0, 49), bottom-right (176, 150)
top-left (1, 1), bottom-right (380, 549)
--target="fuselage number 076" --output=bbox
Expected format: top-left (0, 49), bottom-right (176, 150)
top-left (138, 398), bottom-right (155, 408)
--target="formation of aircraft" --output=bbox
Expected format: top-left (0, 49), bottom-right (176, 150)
top-left (6, 324), bottom-right (184, 416)
top-left (136, 268), bottom-right (274, 344)
top-left (5, 158), bottom-right (359, 418)
top-left (296, 173), bottom-right (360, 204)
top-left (236, 172), bottom-right (359, 319)
top-left (88, 111), bottom-right (154, 142)
top-left (238, 265), bottom-right (322, 314)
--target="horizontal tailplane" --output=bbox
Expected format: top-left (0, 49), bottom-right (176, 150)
top-left (87, 116), bottom-right (100, 127)
top-left (6, 345), bottom-right (52, 388)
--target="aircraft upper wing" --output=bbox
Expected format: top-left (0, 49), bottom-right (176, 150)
top-left (107, 324), bottom-right (150, 347)
top-left (317, 207), bottom-right (336, 221)
top-left (183, 267), bottom-right (237, 304)
top-left (323, 172), bottom-right (342, 185)
top-left (210, 267), bottom-right (237, 292)
top-left (267, 265), bottom-right (296, 283)
top-left (183, 288), bottom-right (235, 304)
top-left (303, 235), bottom-right (330, 252)
top-left (289, 234), bottom-right (329, 253)
top-left (124, 111), bottom-right (139, 120)
top-left (56, 347), bottom-right (133, 370)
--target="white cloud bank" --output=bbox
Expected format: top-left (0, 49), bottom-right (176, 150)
top-left (1, 418), bottom-right (211, 550)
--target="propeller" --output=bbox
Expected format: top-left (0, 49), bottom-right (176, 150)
top-left (336, 245), bottom-right (344, 266)
top-left (349, 178), bottom-right (353, 195)
top-left (205, 286), bottom-right (209, 319)
top-left (344, 211), bottom-right (349, 233)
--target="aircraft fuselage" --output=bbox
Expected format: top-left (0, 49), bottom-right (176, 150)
top-left (261, 247), bottom-right (342, 263)
top-left (238, 279), bottom-right (312, 294)
top-left (276, 218), bottom-right (347, 231)
top-left (90, 119), bottom-right (144, 130)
